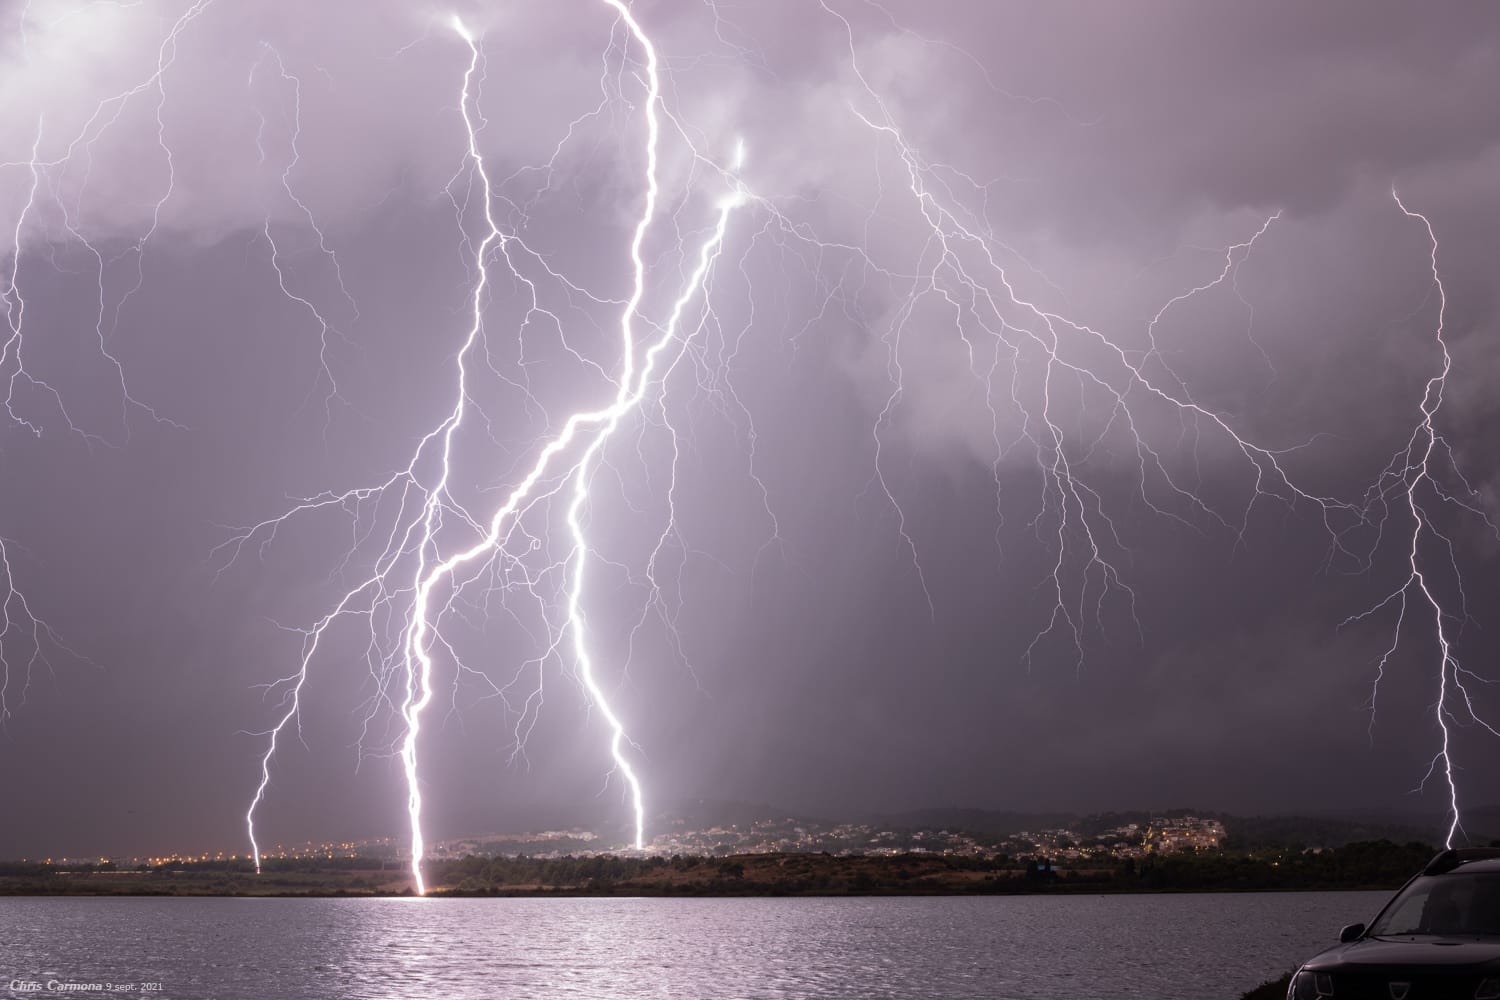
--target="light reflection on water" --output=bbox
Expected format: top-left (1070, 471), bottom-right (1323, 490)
top-left (1, 891), bottom-right (1386, 998)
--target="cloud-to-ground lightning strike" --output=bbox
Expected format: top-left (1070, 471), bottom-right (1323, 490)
top-left (805, 2), bottom-right (1497, 828)
top-left (1341, 193), bottom-right (1500, 849)
top-left (5, 1), bottom-right (1494, 885)
top-left (235, 2), bottom-right (743, 891)
top-left (394, 6), bottom-right (744, 889)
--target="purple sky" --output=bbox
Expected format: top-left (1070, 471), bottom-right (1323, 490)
top-left (0, 0), bottom-right (1498, 859)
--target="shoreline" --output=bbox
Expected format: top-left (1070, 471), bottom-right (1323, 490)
top-left (0, 845), bottom-right (1421, 898)
top-left (0, 883), bottom-right (1396, 899)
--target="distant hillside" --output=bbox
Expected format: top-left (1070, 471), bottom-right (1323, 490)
top-left (1460, 804), bottom-right (1500, 843)
top-left (865, 807), bottom-right (1433, 848)
top-left (1219, 814), bottom-right (1437, 850)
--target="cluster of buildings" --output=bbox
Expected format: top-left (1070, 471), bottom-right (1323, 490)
top-left (23, 836), bottom-right (402, 869)
top-left (1143, 816), bottom-right (1226, 854)
top-left (247, 835), bottom-right (403, 862)
top-left (1003, 817), bottom-right (1225, 860)
top-left (646, 818), bottom-right (991, 858)
top-left (430, 829), bottom-right (597, 859)
top-left (1004, 824), bottom-right (1145, 861)
top-left (432, 814), bottom-right (1228, 862)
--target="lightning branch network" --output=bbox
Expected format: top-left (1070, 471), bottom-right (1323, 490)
top-left (0, 0), bottom-right (1494, 890)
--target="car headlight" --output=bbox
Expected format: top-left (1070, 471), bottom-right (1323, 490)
top-left (1475, 978), bottom-right (1500, 1000)
top-left (1288, 969), bottom-right (1335, 999)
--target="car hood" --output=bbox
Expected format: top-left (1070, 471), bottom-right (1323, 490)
top-left (1306, 936), bottom-right (1500, 972)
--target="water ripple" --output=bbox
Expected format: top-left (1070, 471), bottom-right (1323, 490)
top-left (0, 892), bottom-right (1385, 999)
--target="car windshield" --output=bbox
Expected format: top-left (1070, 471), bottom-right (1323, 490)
top-left (1368, 872), bottom-right (1500, 937)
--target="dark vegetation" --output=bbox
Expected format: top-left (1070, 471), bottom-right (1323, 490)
top-left (0, 856), bottom-right (413, 896)
top-left (0, 838), bottom-right (1443, 897)
top-left (423, 839), bottom-right (1438, 896)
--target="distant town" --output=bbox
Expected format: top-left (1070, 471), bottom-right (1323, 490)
top-left (432, 814), bottom-right (1226, 863)
top-left (5, 807), bottom-right (1465, 900)
top-left (19, 814), bottom-right (1230, 869)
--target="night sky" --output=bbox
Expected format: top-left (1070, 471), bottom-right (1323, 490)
top-left (1, 0), bottom-right (1497, 860)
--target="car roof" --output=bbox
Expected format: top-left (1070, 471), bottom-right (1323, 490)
top-left (1423, 848), bottom-right (1500, 875)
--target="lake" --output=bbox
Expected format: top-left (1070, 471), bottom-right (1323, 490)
top-left (1, 891), bottom-right (1388, 998)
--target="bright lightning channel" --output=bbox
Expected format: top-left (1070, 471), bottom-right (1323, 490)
top-left (1340, 192), bottom-right (1500, 850)
top-left (241, 5), bottom-right (743, 893)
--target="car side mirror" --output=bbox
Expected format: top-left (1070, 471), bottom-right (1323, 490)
top-left (1339, 923), bottom-right (1365, 943)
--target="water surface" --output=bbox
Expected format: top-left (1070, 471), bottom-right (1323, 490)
top-left (1, 891), bottom-right (1385, 998)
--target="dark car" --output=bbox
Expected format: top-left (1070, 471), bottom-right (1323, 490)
top-left (1289, 848), bottom-right (1500, 999)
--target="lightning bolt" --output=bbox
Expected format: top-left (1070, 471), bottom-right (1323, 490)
top-left (1339, 192), bottom-right (1499, 849)
top-left (807, 4), bottom-right (1497, 836)
top-left (0, 0), bottom-right (212, 720)
top-left (0, 117), bottom-right (61, 724)
top-left (235, 2), bottom-right (744, 892)
top-left (810, 0), bottom-right (1360, 670)
top-left (248, 42), bottom-right (360, 422)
